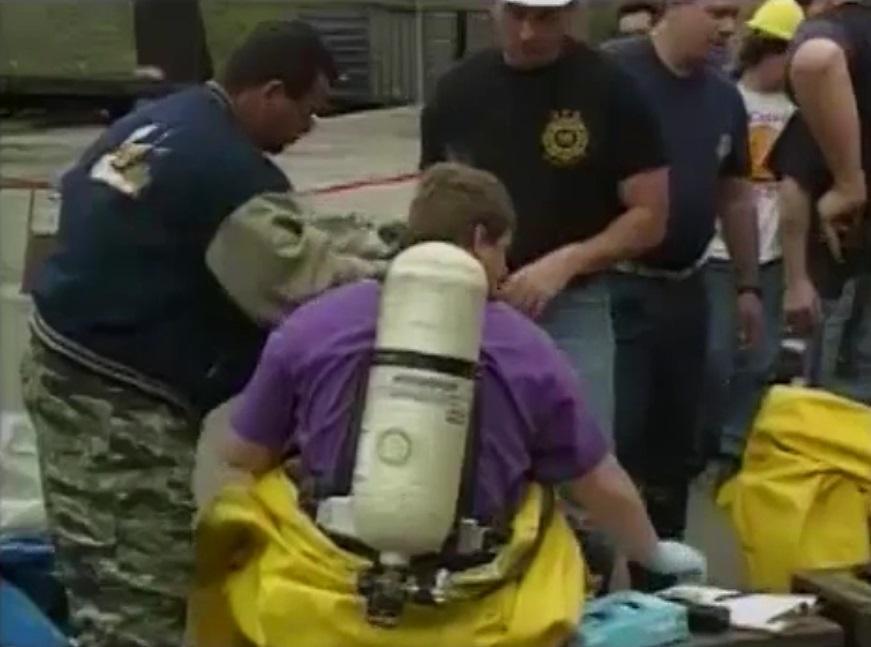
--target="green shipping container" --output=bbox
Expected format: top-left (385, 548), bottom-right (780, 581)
top-left (0, 0), bottom-right (137, 79)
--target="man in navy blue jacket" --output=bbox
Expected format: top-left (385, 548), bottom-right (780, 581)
top-left (20, 21), bottom-right (384, 647)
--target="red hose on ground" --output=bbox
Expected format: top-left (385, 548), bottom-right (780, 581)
top-left (0, 172), bottom-right (419, 195)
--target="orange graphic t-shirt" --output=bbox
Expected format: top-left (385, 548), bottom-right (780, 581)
top-left (709, 85), bottom-right (794, 264)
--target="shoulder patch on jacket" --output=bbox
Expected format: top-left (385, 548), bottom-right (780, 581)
top-left (89, 124), bottom-right (171, 198)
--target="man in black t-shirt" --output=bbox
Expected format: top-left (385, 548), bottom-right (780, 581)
top-left (605, 0), bottom-right (763, 542)
top-left (420, 0), bottom-right (668, 443)
top-left (777, 0), bottom-right (871, 402)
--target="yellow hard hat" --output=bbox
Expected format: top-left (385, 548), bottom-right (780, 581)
top-left (746, 0), bottom-right (804, 41)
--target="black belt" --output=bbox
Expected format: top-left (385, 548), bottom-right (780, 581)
top-left (616, 256), bottom-right (709, 281)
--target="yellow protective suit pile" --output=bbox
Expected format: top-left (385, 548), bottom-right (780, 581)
top-left (191, 470), bottom-right (585, 647)
top-left (720, 385), bottom-right (871, 591)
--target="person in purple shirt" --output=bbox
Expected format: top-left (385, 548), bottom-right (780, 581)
top-left (223, 162), bottom-right (707, 580)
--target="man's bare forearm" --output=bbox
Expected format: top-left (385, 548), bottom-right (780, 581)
top-left (790, 39), bottom-right (863, 188)
top-left (557, 167), bottom-right (669, 278)
top-left (558, 205), bottom-right (664, 277)
top-left (222, 432), bottom-right (281, 476)
top-left (566, 456), bottom-right (659, 566)
top-left (719, 179), bottom-right (760, 286)
top-left (779, 178), bottom-right (813, 285)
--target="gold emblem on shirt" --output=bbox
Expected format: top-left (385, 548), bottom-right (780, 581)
top-left (542, 110), bottom-right (589, 167)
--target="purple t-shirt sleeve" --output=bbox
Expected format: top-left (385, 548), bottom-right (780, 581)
top-left (231, 326), bottom-right (298, 452)
top-left (530, 343), bottom-right (609, 484)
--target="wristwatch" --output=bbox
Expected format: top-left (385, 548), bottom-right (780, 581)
top-left (737, 285), bottom-right (763, 298)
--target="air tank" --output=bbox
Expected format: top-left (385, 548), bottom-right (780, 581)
top-left (351, 242), bottom-right (488, 565)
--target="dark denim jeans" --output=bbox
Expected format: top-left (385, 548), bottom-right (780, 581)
top-left (811, 275), bottom-right (871, 404)
top-left (703, 260), bottom-right (783, 460)
top-left (611, 271), bottom-right (709, 539)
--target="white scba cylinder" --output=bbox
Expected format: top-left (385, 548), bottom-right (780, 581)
top-left (351, 242), bottom-right (488, 561)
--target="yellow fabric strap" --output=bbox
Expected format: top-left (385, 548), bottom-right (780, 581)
top-left (192, 470), bottom-right (585, 647)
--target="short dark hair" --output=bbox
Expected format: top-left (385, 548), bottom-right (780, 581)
top-left (221, 20), bottom-right (338, 98)
top-left (737, 31), bottom-right (790, 73)
top-left (408, 163), bottom-right (516, 248)
top-left (617, 1), bottom-right (661, 19)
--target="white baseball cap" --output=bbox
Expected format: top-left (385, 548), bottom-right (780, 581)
top-left (503, 0), bottom-right (574, 6)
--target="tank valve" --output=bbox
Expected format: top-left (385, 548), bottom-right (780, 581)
top-left (358, 562), bottom-right (410, 628)
top-left (357, 556), bottom-right (453, 627)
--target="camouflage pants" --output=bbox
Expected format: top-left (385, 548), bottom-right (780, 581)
top-left (20, 340), bottom-right (199, 647)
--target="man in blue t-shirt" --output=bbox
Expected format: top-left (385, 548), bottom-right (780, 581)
top-left (605, 0), bottom-right (763, 544)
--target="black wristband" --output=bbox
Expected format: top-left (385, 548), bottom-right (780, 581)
top-left (737, 285), bottom-right (763, 298)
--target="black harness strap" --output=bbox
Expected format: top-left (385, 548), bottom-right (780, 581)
top-left (326, 350), bottom-right (480, 508)
top-left (324, 352), bottom-right (373, 499)
top-left (451, 373), bottom-right (483, 530)
top-left (312, 349), bottom-right (492, 575)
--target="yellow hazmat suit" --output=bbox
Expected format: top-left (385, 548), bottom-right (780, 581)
top-left (720, 386), bottom-right (871, 591)
top-left (191, 470), bottom-right (585, 647)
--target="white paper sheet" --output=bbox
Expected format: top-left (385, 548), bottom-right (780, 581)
top-left (720, 594), bottom-right (818, 632)
top-left (659, 586), bottom-right (819, 633)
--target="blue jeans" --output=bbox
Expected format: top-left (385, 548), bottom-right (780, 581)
top-left (811, 274), bottom-right (871, 404)
top-left (538, 277), bottom-right (614, 443)
top-left (703, 260), bottom-right (783, 459)
top-left (539, 277), bottom-right (616, 586)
